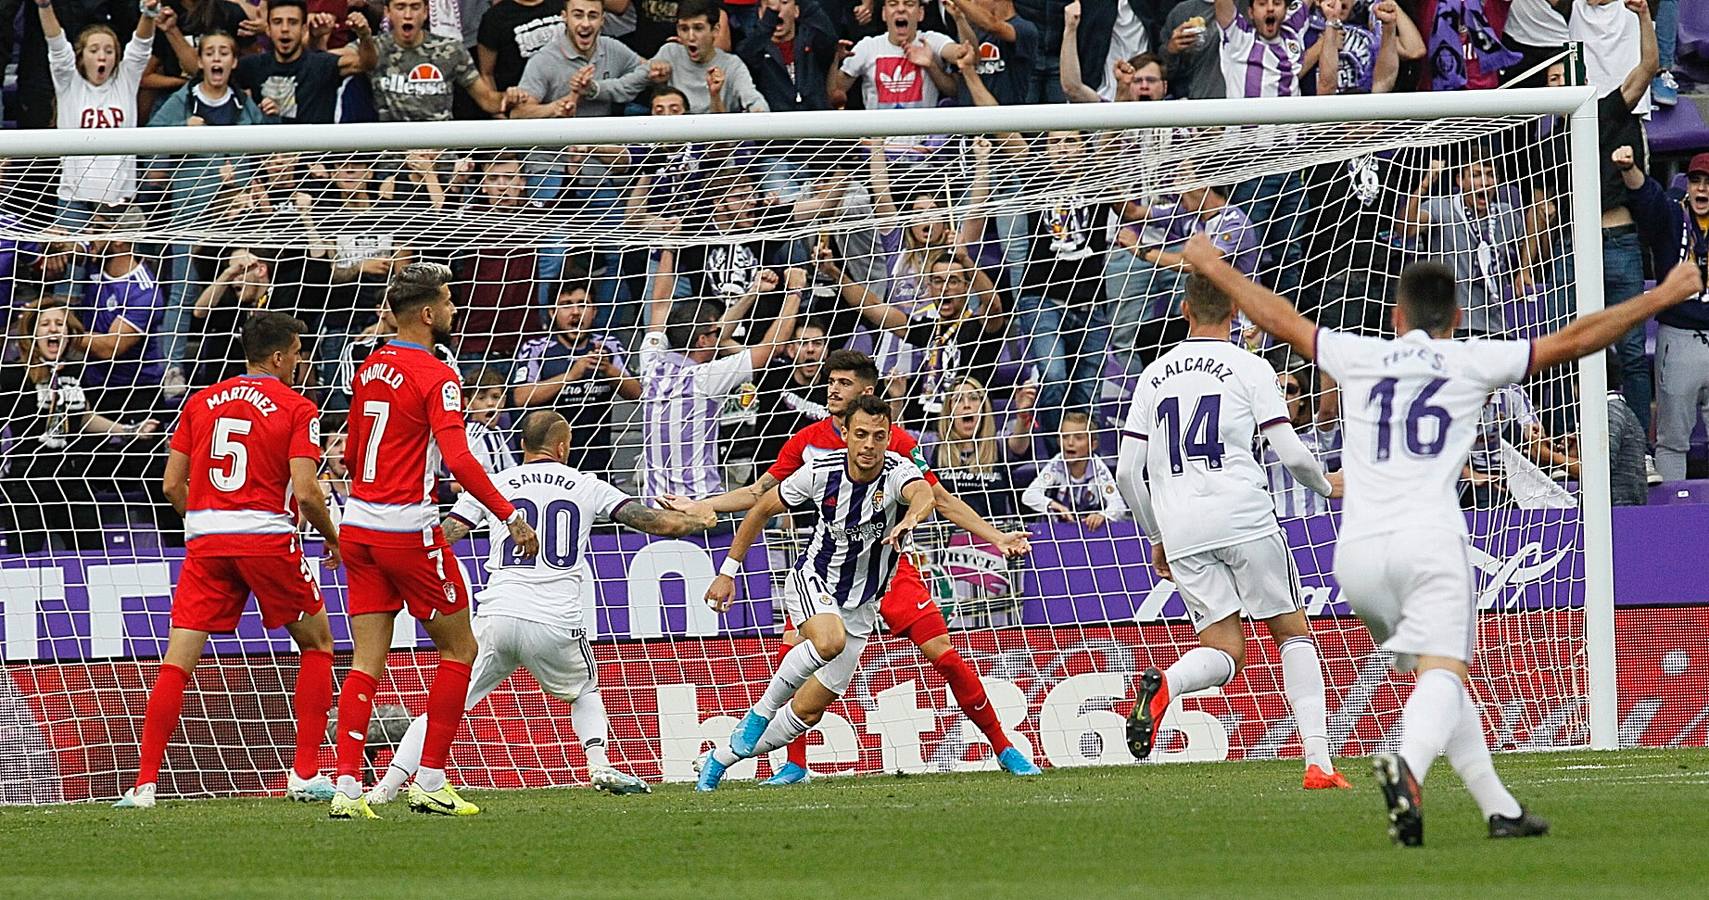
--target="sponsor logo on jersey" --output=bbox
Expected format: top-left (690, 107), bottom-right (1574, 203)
top-left (377, 62), bottom-right (452, 96)
top-left (308, 417), bottom-right (322, 447)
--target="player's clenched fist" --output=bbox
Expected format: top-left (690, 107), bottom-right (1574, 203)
top-left (507, 514), bottom-right (540, 559)
top-left (705, 574), bottom-right (736, 612)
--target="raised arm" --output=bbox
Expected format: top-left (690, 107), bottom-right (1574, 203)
top-left (667, 471), bottom-right (781, 515)
top-left (1182, 232), bottom-right (1318, 360)
top-left (868, 139), bottom-right (898, 217)
top-left (931, 482), bottom-right (1030, 557)
top-left (1058, 1), bottom-right (1100, 103)
top-left (745, 268), bottom-right (805, 369)
top-left (1399, 159), bottom-right (1446, 237)
top-left (334, 13), bottom-right (377, 76)
top-left (1622, 0), bottom-right (1658, 111)
top-left (1530, 262), bottom-right (1703, 376)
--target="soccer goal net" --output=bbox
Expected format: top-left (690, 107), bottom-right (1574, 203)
top-left (0, 90), bottom-right (1611, 804)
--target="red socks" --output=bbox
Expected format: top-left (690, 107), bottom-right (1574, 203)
top-left (335, 669), bottom-right (378, 780)
top-left (292, 650), bottom-right (335, 780)
top-left (136, 663), bottom-right (191, 786)
top-left (932, 648), bottom-right (1012, 756)
top-left (776, 642), bottom-right (810, 770)
top-left (420, 659), bottom-right (473, 770)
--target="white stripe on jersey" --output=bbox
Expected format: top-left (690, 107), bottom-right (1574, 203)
top-left (1126, 337), bottom-right (1291, 558)
top-left (343, 496), bottom-right (438, 533)
top-left (450, 460), bottom-right (632, 630)
top-left (183, 508), bottom-right (296, 540)
top-left (778, 451), bottom-right (925, 610)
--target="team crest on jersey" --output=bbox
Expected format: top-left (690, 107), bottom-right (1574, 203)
top-left (1284, 39), bottom-right (1302, 57)
top-left (441, 381), bottom-right (461, 411)
top-left (442, 582), bottom-right (457, 604)
top-left (871, 490), bottom-right (885, 509)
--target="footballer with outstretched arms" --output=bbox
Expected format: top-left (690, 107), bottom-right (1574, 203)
top-left (664, 349), bottom-right (1041, 782)
top-left (1115, 274), bottom-right (1349, 791)
top-left (695, 396), bottom-right (936, 791)
top-left (1187, 229), bottom-right (1705, 845)
top-left (117, 313), bottom-right (341, 809)
top-left (329, 263), bottom-right (540, 820)
top-left (367, 411), bottom-right (717, 802)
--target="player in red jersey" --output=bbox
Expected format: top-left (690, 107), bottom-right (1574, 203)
top-left (330, 263), bottom-right (539, 820)
top-left (115, 313), bottom-right (342, 809)
top-left (665, 349), bottom-right (1041, 782)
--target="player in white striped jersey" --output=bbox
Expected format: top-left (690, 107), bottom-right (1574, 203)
top-left (1188, 231), bottom-right (1704, 845)
top-left (366, 411), bottom-right (715, 802)
top-left (695, 395), bottom-right (936, 791)
top-left (1115, 275), bottom-right (1348, 790)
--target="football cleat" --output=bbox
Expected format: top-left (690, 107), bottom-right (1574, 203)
top-left (729, 709), bottom-right (771, 758)
top-left (1303, 764), bottom-right (1353, 790)
top-left (407, 782), bottom-right (481, 817)
top-left (695, 750), bottom-right (729, 793)
top-left (760, 762), bottom-right (810, 786)
top-left (329, 793), bottom-right (380, 820)
top-left (365, 782), bottom-right (400, 806)
top-left (113, 784), bottom-right (156, 809)
top-left (591, 767), bottom-right (652, 796)
top-left (997, 746), bottom-right (1043, 776)
top-left (1373, 753), bottom-right (1424, 847)
top-left (286, 772), bottom-right (337, 803)
top-left (1126, 667), bottom-right (1168, 760)
top-left (1489, 807), bottom-right (1550, 840)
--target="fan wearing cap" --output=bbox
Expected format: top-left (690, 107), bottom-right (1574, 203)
top-left (1629, 149), bottom-right (1709, 482)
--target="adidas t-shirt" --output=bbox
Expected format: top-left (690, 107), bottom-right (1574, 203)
top-left (842, 32), bottom-right (956, 110)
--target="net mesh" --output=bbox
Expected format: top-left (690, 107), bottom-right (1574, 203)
top-left (0, 107), bottom-right (1591, 803)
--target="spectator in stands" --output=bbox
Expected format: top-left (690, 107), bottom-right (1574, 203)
top-left (1005, 130), bottom-right (1118, 440)
top-left (1, 297), bottom-right (159, 554)
top-left (1629, 148), bottom-right (1709, 483)
top-left (39, 0), bottom-right (158, 225)
top-left (328, 299), bottom-right (458, 413)
top-left (1161, 0), bottom-right (1223, 99)
top-left (510, 281), bottom-right (641, 475)
top-left (943, 0), bottom-right (1037, 108)
top-left (318, 428), bottom-right (351, 525)
top-left (1063, 1), bottom-right (1166, 103)
top-left (77, 206), bottom-right (164, 415)
top-left (823, 248), bottom-right (1009, 429)
top-left (1502, 0), bottom-right (1570, 88)
top-left (653, 0), bottom-right (768, 112)
top-left (1606, 354), bottom-right (1649, 504)
top-left (736, 0), bottom-right (839, 112)
top-left (1021, 409), bottom-right (1126, 530)
top-left (1261, 365), bottom-right (1341, 520)
top-left (235, 0), bottom-right (365, 124)
top-left (312, 153), bottom-right (409, 370)
top-left (924, 377), bottom-right (1035, 520)
top-left (1108, 180), bottom-right (1258, 352)
top-left (1465, 381), bottom-right (1579, 508)
top-left (1651, 0), bottom-right (1680, 107)
top-left (1420, 0), bottom-right (1519, 90)
top-left (450, 154), bottom-right (539, 368)
top-left (628, 0), bottom-right (729, 58)
top-left (636, 261), bottom-right (803, 500)
top-left (510, 0), bottom-right (658, 118)
top-left (141, 0), bottom-right (249, 112)
top-left (352, 0), bottom-right (505, 121)
top-left (1299, 148), bottom-right (1407, 335)
top-left (463, 368), bottom-right (518, 474)
top-left (1399, 148), bottom-right (1529, 336)
top-left (146, 31), bottom-right (263, 131)
top-left (830, 0), bottom-right (964, 110)
top-left (1057, 0), bottom-right (1152, 103)
top-left (653, 168), bottom-right (813, 321)
top-left (1305, 0), bottom-right (1376, 95)
top-left (476, 0), bottom-right (567, 97)
top-left (187, 247), bottom-right (275, 388)
top-left (746, 317), bottom-right (831, 467)
top-left (1577, 1), bottom-right (1660, 437)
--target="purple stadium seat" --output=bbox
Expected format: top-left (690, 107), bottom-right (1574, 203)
top-left (1679, 0), bottom-right (1709, 62)
top-left (1646, 98), bottom-right (1709, 156)
top-left (1647, 480), bottom-right (1709, 506)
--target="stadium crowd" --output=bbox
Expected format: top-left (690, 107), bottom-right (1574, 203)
top-left (0, 0), bottom-right (1704, 554)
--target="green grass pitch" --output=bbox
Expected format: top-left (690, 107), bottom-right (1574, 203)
top-left (3, 749), bottom-right (1705, 898)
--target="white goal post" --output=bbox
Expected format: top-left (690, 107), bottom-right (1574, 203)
top-left (0, 86), bottom-right (1617, 804)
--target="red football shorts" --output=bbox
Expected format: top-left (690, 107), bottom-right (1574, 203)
top-left (343, 538), bottom-right (471, 621)
top-left (880, 556), bottom-right (947, 644)
top-left (173, 551), bottom-right (323, 633)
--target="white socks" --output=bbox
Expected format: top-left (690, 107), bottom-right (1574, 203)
top-left (1164, 647), bottom-right (1237, 697)
top-left (573, 692), bottom-right (612, 770)
top-left (336, 774), bottom-right (363, 800)
top-left (755, 642), bottom-right (828, 717)
top-left (1279, 637), bottom-right (1332, 771)
top-left (1398, 668), bottom-right (1467, 785)
top-left (1444, 691), bottom-right (1523, 819)
top-left (377, 714), bottom-right (429, 795)
top-left (415, 765), bottom-right (447, 792)
top-left (751, 707), bottom-right (812, 757)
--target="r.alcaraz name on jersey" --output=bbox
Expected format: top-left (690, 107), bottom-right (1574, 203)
top-left (169, 374), bottom-right (322, 556)
top-left (448, 460), bottom-right (634, 631)
top-left (778, 450), bottom-right (926, 610)
top-left (344, 339), bottom-right (516, 547)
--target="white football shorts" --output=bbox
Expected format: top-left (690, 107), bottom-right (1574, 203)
top-left (781, 567), bottom-right (875, 695)
top-left (1169, 531), bottom-right (1303, 633)
top-left (1333, 528), bottom-right (1478, 671)
top-left (465, 613), bottom-right (599, 709)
